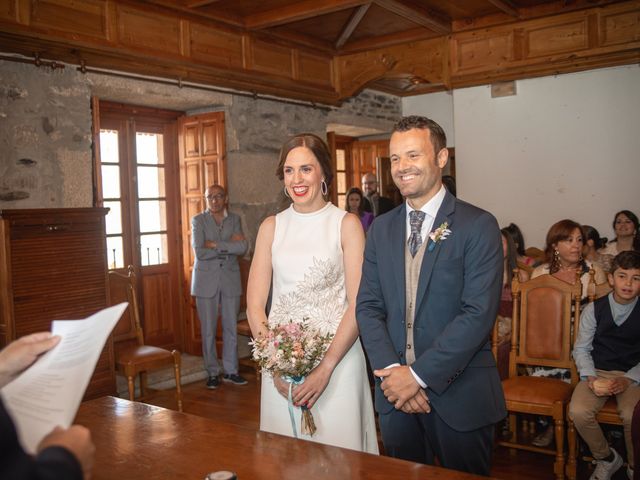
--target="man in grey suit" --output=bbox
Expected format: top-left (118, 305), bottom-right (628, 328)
top-left (191, 184), bottom-right (248, 389)
top-left (356, 116), bottom-right (505, 475)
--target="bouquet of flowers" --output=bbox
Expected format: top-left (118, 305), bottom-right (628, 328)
top-left (250, 318), bottom-right (333, 437)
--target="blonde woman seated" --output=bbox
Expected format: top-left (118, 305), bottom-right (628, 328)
top-left (528, 219), bottom-right (606, 447)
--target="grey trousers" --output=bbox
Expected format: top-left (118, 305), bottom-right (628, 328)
top-left (195, 293), bottom-right (240, 377)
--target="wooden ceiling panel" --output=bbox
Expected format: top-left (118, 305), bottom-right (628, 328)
top-left (271, 8), bottom-right (357, 44)
top-left (194, 0), bottom-right (297, 18)
top-left (348, 3), bottom-right (430, 41)
top-left (1, 0), bottom-right (636, 104)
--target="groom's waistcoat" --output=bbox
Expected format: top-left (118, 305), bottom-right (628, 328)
top-left (404, 239), bottom-right (428, 365)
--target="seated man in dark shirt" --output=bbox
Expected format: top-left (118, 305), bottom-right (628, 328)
top-left (0, 332), bottom-right (95, 480)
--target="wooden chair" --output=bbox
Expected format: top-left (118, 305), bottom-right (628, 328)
top-left (237, 314), bottom-right (260, 380)
top-left (235, 257), bottom-right (260, 379)
top-left (499, 273), bottom-right (582, 480)
top-left (587, 267), bottom-right (612, 302)
top-left (109, 266), bottom-right (183, 412)
top-left (566, 270), bottom-right (620, 480)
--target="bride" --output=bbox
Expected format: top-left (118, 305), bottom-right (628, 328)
top-left (246, 133), bottom-right (378, 454)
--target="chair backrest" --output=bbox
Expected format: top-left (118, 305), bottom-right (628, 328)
top-left (510, 273), bottom-right (582, 383)
top-left (587, 267), bottom-right (612, 302)
top-left (108, 265), bottom-right (144, 346)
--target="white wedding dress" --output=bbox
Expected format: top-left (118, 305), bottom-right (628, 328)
top-left (260, 202), bottom-right (379, 454)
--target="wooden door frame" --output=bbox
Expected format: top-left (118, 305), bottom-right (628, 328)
top-left (93, 99), bottom-right (185, 351)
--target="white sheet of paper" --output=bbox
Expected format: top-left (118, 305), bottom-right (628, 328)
top-left (1, 303), bottom-right (128, 454)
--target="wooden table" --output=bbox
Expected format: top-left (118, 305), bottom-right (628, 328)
top-left (76, 396), bottom-right (491, 480)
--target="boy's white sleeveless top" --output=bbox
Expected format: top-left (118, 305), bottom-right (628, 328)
top-left (260, 202), bottom-right (378, 454)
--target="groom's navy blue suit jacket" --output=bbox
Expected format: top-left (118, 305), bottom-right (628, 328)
top-left (356, 190), bottom-right (507, 432)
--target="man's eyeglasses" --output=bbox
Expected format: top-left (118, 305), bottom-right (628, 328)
top-left (206, 193), bottom-right (225, 201)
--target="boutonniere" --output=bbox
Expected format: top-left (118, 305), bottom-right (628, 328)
top-left (427, 222), bottom-right (451, 251)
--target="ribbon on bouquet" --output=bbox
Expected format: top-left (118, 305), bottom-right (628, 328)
top-left (284, 375), bottom-right (317, 437)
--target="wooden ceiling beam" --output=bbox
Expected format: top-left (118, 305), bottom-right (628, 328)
top-left (373, 0), bottom-right (450, 35)
top-left (245, 0), bottom-right (368, 29)
top-left (184, 0), bottom-right (224, 8)
top-left (487, 0), bottom-right (521, 18)
top-left (335, 3), bottom-right (371, 49)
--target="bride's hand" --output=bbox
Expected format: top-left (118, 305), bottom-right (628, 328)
top-left (292, 363), bottom-right (332, 409)
top-left (273, 375), bottom-right (291, 399)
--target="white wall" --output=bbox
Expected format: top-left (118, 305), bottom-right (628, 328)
top-left (402, 91), bottom-right (455, 146)
top-left (404, 65), bottom-right (640, 248)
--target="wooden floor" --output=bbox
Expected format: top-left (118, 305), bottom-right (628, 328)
top-left (139, 366), bottom-right (630, 480)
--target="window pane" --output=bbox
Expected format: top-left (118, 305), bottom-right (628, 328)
top-left (138, 200), bottom-right (167, 233)
top-left (136, 132), bottom-right (164, 165)
top-left (101, 165), bottom-right (121, 199)
top-left (140, 233), bottom-right (168, 266)
top-left (336, 149), bottom-right (345, 171)
top-left (337, 172), bottom-right (346, 195)
top-left (104, 201), bottom-right (123, 235)
top-left (100, 130), bottom-right (119, 164)
top-left (337, 194), bottom-right (346, 211)
top-left (137, 166), bottom-right (165, 198)
top-left (106, 236), bottom-right (124, 270)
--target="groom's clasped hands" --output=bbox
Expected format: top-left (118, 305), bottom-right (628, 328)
top-left (374, 366), bottom-right (431, 414)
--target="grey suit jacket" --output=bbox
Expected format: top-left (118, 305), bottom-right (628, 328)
top-left (356, 191), bottom-right (506, 431)
top-left (190, 210), bottom-right (248, 298)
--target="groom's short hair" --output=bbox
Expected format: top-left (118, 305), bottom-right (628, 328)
top-left (393, 116), bottom-right (447, 155)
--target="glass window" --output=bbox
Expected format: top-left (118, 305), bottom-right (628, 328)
top-left (137, 166), bottom-right (165, 198)
top-left (106, 236), bottom-right (124, 269)
top-left (337, 172), bottom-right (346, 195)
top-left (337, 194), bottom-right (346, 211)
top-left (101, 165), bottom-right (121, 199)
top-left (104, 201), bottom-right (123, 235)
top-left (136, 132), bottom-right (164, 165)
top-left (100, 130), bottom-right (119, 163)
top-left (140, 233), bottom-right (168, 266)
top-left (336, 149), bottom-right (345, 171)
top-left (138, 200), bottom-right (167, 233)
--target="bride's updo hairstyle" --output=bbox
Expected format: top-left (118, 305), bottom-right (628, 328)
top-left (276, 133), bottom-right (334, 190)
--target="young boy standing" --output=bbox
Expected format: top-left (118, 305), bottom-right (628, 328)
top-left (570, 250), bottom-right (640, 480)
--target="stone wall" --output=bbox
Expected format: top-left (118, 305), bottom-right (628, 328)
top-left (0, 61), bottom-right (93, 206)
top-left (0, 59), bottom-right (400, 247)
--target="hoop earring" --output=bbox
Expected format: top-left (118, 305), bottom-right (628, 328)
top-left (284, 186), bottom-right (290, 198)
top-left (321, 180), bottom-right (328, 196)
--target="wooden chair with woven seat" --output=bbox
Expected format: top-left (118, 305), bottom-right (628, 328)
top-left (499, 273), bottom-right (582, 480)
top-left (566, 270), bottom-right (620, 480)
top-left (109, 265), bottom-right (183, 412)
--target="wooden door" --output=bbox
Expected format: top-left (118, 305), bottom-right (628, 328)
top-left (94, 101), bottom-right (183, 351)
top-left (178, 112), bottom-right (226, 355)
top-left (351, 139), bottom-right (389, 192)
top-left (329, 134), bottom-right (354, 210)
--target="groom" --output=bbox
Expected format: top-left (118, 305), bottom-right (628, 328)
top-left (356, 116), bottom-right (506, 475)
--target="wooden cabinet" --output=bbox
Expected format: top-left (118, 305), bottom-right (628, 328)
top-left (0, 208), bottom-right (115, 399)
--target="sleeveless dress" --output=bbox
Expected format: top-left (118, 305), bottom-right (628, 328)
top-left (260, 202), bottom-right (379, 454)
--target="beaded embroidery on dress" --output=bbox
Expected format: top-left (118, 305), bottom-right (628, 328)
top-left (269, 257), bottom-right (345, 336)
